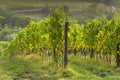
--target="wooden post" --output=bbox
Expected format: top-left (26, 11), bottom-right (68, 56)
top-left (116, 43), bottom-right (120, 67)
top-left (116, 28), bottom-right (120, 67)
top-left (64, 22), bottom-right (68, 68)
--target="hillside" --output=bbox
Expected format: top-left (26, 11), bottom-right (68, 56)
top-left (0, 0), bottom-right (120, 10)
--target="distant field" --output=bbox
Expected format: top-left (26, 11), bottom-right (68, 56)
top-left (0, 0), bottom-right (120, 11)
top-left (0, 0), bottom-right (119, 23)
top-left (0, 0), bottom-right (93, 10)
top-left (0, 0), bottom-right (93, 21)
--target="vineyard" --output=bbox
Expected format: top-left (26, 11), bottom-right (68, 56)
top-left (5, 8), bottom-right (120, 67)
top-left (0, 8), bottom-right (120, 80)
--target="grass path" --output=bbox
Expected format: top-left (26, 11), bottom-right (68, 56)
top-left (0, 55), bottom-right (120, 80)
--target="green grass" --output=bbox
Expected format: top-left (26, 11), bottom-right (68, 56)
top-left (0, 55), bottom-right (120, 80)
top-left (0, 41), bottom-right (9, 56)
top-left (69, 55), bottom-right (120, 80)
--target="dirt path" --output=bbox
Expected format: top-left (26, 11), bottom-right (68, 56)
top-left (13, 8), bottom-right (82, 15)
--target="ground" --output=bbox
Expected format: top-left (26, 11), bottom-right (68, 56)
top-left (0, 55), bottom-right (120, 80)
